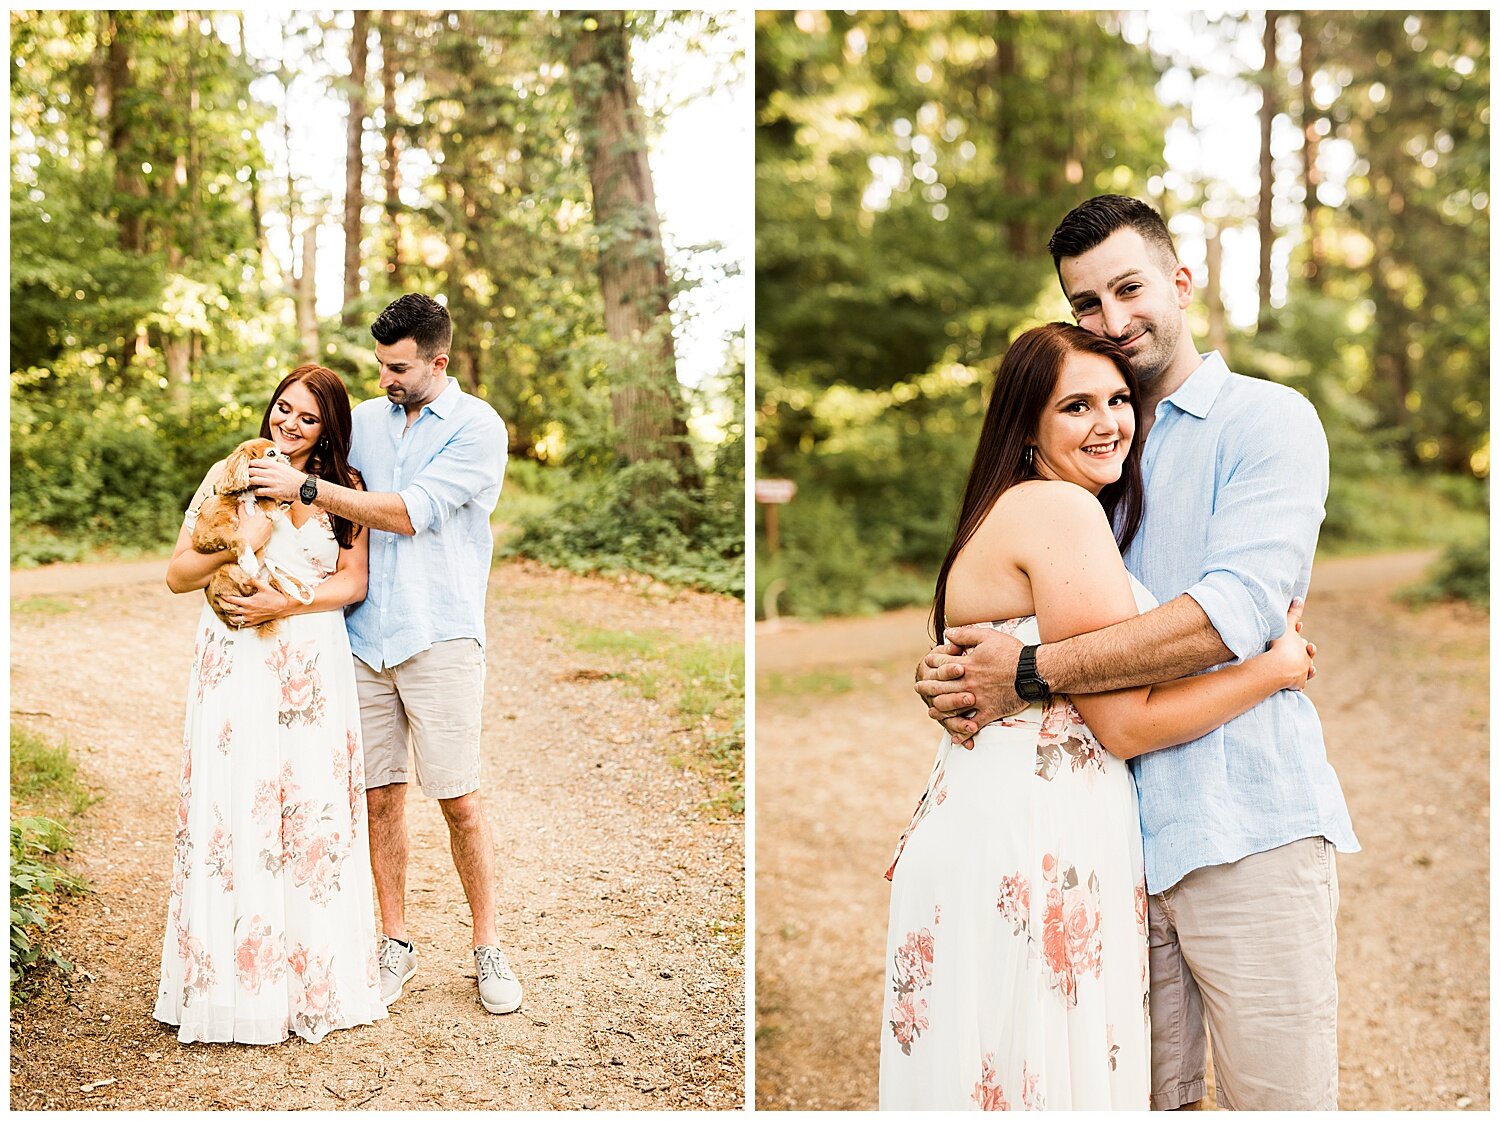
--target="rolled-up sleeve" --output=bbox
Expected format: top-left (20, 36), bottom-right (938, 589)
top-left (1184, 390), bottom-right (1328, 662)
top-left (399, 411), bottom-right (508, 536)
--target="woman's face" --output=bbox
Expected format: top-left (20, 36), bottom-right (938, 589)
top-left (1031, 351), bottom-right (1134, 496)
top-left (268, 380), bottom-right (325, 465)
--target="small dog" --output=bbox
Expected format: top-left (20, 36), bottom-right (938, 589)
top-left (192, 438), bottom-right (308, 636)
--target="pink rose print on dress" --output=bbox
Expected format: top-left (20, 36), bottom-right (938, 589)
top-left (234, 914), bottom-right (286, 995)
top-left (1020, 1062), bottom-right (1044, 1110)
top-left (176, 924), bottom-right (216, 1007)
top-left (996, 872), bottom-right (1032, 937)
top-left (1135, 881), bottom-right (1148, 935)
top-left (265, 640), bottom-right (327, 727)
top-left (885, 759), bottom-right (948, 880)
top-left (215, 719), bottom-right (233, 756)
top-left (288, 943), bottom-right (344, 1037)
top-left (204, 806), bottom-right (234, 891)
top-left (1034, 699), bottom-right (1109, 780)
top-left (1107, 1022), bottom-right (1120, 1072)
top-left (889, 926), bottom-right (936, 1055)
top-left (971, 1052), bottom-right (1009, 1110)
top-left (195, 628), bottom-right (235, 700)
top-left (1038, 854), bottom-right (1103, 1006)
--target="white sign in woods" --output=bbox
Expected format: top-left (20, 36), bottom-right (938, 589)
top-left (755, 479), bottom-right (797, 505)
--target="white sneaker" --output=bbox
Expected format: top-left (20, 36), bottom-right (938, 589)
top-left (378, 936), bottom-right (417, 1006)
top-left (474, 945), bottom-right (522, 1014)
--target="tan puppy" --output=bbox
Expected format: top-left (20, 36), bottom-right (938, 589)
top-left (192, 438), bottom-right (299, 636)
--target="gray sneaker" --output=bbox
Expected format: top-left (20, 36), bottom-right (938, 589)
top-left (474, 945), bottom-right (522, 1014)
top-left (378, 936), bottom-right (417, 1006)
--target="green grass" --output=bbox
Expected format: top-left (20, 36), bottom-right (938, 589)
top-left (11, 596), bottom-right (88, 617)
top-left (11, 727), bottom-right (97, 817)
top-left (565, 625), bottom-right (744, 818)
top-left (10, 726), bottom-right (95, 1003)
top-left (1397, 539), bottom-right (1489, 610)
top-left (759, 670), bottom-right (858, 698)
top-left (1318, 472), bottom-right (1488, 557)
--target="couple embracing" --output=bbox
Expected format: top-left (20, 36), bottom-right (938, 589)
top-left (883, 196), bottom-right (1359, 1110)
top-left (154, 294), bottom-right (521, 1043)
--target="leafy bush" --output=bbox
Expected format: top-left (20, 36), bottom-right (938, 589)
top-left (10, 817), bottom-right (87, 1003)
top-left (1400, 538), bottom-right (1489, 610)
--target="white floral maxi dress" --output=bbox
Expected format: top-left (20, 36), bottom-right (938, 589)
top-left (879, 580), bottom-right (1157, 1110)
top-left (153, 507), bottom-right (386, 1044)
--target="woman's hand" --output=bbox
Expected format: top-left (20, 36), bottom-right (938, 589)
top-left (1261, 600), bottom-right (1317, 691)
top-left (242, 509), bottom-right (277, 554)
top-left (219, 576), bottom-right (292, 629)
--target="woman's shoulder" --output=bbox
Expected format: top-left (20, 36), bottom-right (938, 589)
top-left (1000, 479), bottom-right (1109, 521)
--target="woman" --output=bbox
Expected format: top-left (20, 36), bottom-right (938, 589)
top-left (154, 364), bottom-right (386, 1044)
top-left (879, 325), bottom-right (1313, 1109)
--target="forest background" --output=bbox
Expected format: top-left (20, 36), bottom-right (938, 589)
top-left (12, 9), bottom-right (746, 596)
top-left (755, 10), bottom-right (1489, 618)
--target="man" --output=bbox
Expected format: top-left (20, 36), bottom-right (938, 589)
top-left (249, 293), bottom-right (521, 1016)
top-left (915, 196), bottom-right (1358, 1109)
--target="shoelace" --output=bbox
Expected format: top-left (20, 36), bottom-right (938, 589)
top-left (378, 939), bottom-right (410, 974)
top-left (475, 947), bottom-right (515, 982)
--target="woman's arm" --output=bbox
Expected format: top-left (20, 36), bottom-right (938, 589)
top-left (1017, 482), bottom-right (1310, 760)
top-left (166, 461), bottom-right (273, 593)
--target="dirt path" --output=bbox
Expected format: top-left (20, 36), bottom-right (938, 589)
top-left (755, 550), bottom-right (1488, 1110)
top-left (10, 559), bottom-right (744, 1110)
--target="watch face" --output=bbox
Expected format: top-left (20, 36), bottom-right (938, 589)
top-left (1017, 678), bottom-right (1047, 703)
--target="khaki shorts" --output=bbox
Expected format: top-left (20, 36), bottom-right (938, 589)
top-left (1148, 836), bottom-right (1340, 1110)
top-left (355, 638), bottom-right (485, 800)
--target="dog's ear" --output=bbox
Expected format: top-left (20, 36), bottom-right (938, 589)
top-left (219, 443), bottom-right (253, 493)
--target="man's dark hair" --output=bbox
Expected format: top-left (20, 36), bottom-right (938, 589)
top-left (1047, 194), bottom-right (1179, 276)
top-left (370, 293), bottom-right (453, 360)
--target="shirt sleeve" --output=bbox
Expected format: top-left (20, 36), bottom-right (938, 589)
top-left (1183, 389), bottom-right (1329, 662)
top-left (398, 409), bottom-right (508, 535)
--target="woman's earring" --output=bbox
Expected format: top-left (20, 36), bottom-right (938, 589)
top-left (1023, 445), bottom-right (1035, 471)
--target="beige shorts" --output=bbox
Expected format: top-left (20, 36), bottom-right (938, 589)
top-left (1148, 836), bottom-right (1341, 1110)
top-left (355, 638), bottom-right (485, 800)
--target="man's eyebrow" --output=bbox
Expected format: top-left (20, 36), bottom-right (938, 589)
top-left (1068, 269), bottom-right (1147, 304)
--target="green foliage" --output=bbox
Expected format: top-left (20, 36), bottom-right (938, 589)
top-left (1399, 538), bottom-right (1490, 610)
top-left (507, 458), bottom-right (744, 596)
top-left (10, 727), bottom-right (94, 1003)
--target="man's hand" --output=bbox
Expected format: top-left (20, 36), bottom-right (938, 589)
top-left (220, 575), bottom-right (293, 628)
top-left (249, 458), bottom-right (307, 504)
top-left (913, 626), bottom-right (1028, 748)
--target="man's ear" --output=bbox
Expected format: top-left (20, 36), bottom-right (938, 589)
top-left (1173, 260), bottom-right (1195, 310)
top-left (430, 353), bottom-right (450, 375)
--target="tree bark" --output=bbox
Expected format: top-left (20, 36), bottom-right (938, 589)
top-left (1299, 11), bottom-right (1324, 286)
top-left (1204, 223), bottom-right (1230, 357)
top-left (105, 13), bottom-right (146, 255)
top-left (298, 221), bottom-right (319, 360)
top-left (380, 12), bottom-right (404, 287)
top-left (1257, 11), bottom-right (1279, 328)
top-left (343, 10), bottom-right (369, 325)
top-left (568, 11), bottom-right (699, 488)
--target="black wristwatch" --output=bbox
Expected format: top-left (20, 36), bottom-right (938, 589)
top-left (298, 475), bottom-right (319, 505)
top-left (1015, 644), bottom-right (1051, 704)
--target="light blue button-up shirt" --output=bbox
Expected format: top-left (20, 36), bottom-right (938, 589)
top-left (1122, 352), bottom-right (1359, 892)
top-left (345, 379), bottom-right (507, 671)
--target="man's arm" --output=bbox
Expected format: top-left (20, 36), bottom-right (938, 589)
top-left (247, 459), bottom-right (416, 535)
top-left (915, 594), bottom-right (1232, 741)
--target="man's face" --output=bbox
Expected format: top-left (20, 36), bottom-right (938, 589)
top-left (375, 337), bottom-right (447, 408)
top-left (1057, 228), bottom-right (1191, 385)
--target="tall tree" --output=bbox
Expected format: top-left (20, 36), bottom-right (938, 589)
top-left (342, 10), bottom-right (369, 325)
top-left (378, 12), bottom-right (403, 287)
top-left (1258, 11), bottom-right (1280, 327)
top-left (568, 11), bottom-right (698, 485)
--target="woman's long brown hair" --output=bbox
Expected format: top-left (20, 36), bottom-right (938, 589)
top-left (930, 323), bottom-right (1144, 640)
top-left (259, 364), bottom-right (362, 550)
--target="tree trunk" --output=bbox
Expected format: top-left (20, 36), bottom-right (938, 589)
top-left (343, 10), bottom-right (369, 325)
top-left (988, 12), bottom-right (1028, 256)
top-left (1257, 11), bottom-right (1279, 328)
top-left (1204, 224), bottom-right (1230, 357)
top-left (298, 222), bottom-right (319, 360)
top-left (105, 13), bottom-right (146, 255)
top-left (1299, 11), bottom-right (1324, 286)
top-left (380, 12), bottom-right (404, 287)
top-left (568, 11), bottom-right (699, 489)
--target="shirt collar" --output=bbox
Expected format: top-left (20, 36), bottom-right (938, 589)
top-left (1160, 351), bottom-right (1229, 419)
top-left (386, 376), bottom-right (461, 420)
